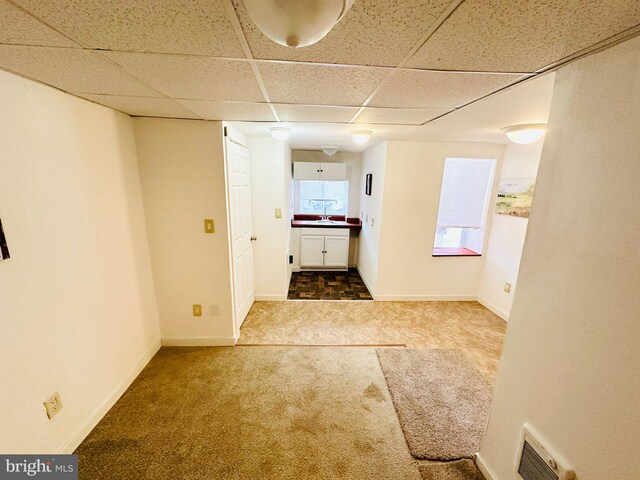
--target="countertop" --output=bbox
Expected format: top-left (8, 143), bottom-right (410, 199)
top-left (291, 214), bottom-right (362, 230)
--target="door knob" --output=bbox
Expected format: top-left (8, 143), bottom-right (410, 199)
top-left (250, 236), bottom-right (257, 241)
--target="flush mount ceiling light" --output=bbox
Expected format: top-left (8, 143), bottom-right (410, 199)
top-left (501, 124), bottom-right (547, 144)
top-left (241, 0), bottom-right (354, 48)
top-left (321, 145), bottom-right (339, 156)
top-left (351, 130), bottom-right (372, 144)
top-left (269, 127), bottom-right (291, 141)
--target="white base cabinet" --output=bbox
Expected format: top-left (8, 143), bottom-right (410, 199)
top-left (299, 228), bottom-right (349, 269)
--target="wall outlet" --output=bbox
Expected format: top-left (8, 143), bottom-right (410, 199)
top-left (275, 208), bottom-right (282, 219)
top-left (371, 218), bottom-right (375, 227)
top-left (204, 219), bottom-right (215, 234)
top-left (193, 304), bottom-right (202, 316)
top-left (44, 392), bottom-right (62, 419)
top-left (504, 282), bottom-right (512, 293)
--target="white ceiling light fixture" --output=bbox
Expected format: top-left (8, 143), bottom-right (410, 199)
top-left (321, 145), bottom-right (339, 156)
top-left (269, 127), bottom-right (291, 141)
top-left (240, 0), bottom-right (354, 48)
top-left (501, 124), bottom-right (547, 144)
top-left (351, 130), bottom-right (372, 144)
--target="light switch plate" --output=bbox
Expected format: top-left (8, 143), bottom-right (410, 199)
top-left (193, 304), bottom-right (202, 316)
top-left (275, 208), bottom-right (282, 219)
top-left (204, 219), bottom-right (215, 233)
top-left (504, 282), bottom-right (512, 293)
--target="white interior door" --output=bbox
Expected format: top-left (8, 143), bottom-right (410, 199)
top-left (224, 125), bottom-right (254, 334)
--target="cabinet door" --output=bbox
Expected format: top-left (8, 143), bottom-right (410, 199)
top-left (319, 163), bottom-right (347, 181)
top-left (300, 235), bottom-right (325, 267)
top-left (323, 235), bottom-right (349, 267)
top-left (293, 162), bottom-right (321, 180)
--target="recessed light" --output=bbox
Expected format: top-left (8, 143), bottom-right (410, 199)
top-left (351, 130), bottom-right (372, 144)
top-left (269, 127), bottom-right (291, 141)
top-left (501, 124), bottom-right (546, 144)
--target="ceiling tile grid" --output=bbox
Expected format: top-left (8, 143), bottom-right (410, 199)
top-left (355, 107), bottom-right (452, 125)
top-left (232, 0), bottom-right (454, 67)
top-left (368, 69), bottom-right (525, 109)
top-left (0, 45), bottom-right (160, 96)
top-left (177, 100), bottom-right (276, 121)
top-left (0, 0), bottom-right (79, 47)
top-left (405, 0), bottom-right (640, 73)
top-left (258, 62), bottom-right (388, 107)
top-left (12, 0), bottom-right (245, 57)
top-left (104, 52), bottom-right (264, 102)
top-left (77, 94), bottom-right (201, 118)
top-left (274, 104), bottom-right (360, 123)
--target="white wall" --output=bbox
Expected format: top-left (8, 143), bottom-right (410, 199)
top-left (374, 141), bottom-right (504, 300)
top-left (357, 142), bottom-right (388, 295)
top-left (134, 118), bottom-right (235, 345)
top-left (478, 140), bottom-right (544, 320)
top-left (478, 37), bottom-right (640, 480)
top-left (249, 136), bottom-right (292, 300)
top-left (0, 70), bottom-right (160, 453)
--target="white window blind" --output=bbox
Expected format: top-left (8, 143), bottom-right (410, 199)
top-left (298, 180), bottom-right (348, 215)
top-left (436, 158), bottom-right (495, 228)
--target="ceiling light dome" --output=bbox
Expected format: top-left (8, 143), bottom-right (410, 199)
top-left (351, 130), bottom-right (372, 144)
top-left (241, 0), bottom-right (354, 48)
top-left (501, 124), bottom-right (546, 144)
top-left (269, 127), bottom-right (291, 141)
top-left (321, 145), bottom-right (339, 156)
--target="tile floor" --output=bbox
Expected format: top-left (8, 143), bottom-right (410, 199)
top-left (287, 268), bottom-right (373, 300)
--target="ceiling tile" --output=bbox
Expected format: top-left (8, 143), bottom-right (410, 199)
top-left (258, 62), bottom-right (387, 107)
top-left (177, 100), bottom-right (275, 121)
top-left (13, 0), bottom-right (244, 57)
top-left (233, 0), bottom-right (453, 67)
top-left (76, 94), bottom-right (200, 118)
top-left (406, 0), bottom-right (640, 72)
top-left (0, 46), bottom-right (160, 96)
top-left (104, 52), bottom-right (264, 102)
top-left (274, 104), bottom-right (359, 123)
top-left (355, 107), bottom-right (451, 125)
top-left (0, 0), bottom-right (79, 47)
top-left (369, 70), bottom-right (524, 109)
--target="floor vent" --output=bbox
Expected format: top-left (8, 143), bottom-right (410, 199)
top-left (517, 425), bottom-right (575, 480)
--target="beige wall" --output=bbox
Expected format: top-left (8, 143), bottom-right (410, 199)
top-left (0, 70), bottom-right (160, 453)
top-left (374, 141), bottom-right (504, 300)
top-left (134, 118), bottom-right (235, 345)
top-left (249, 136), bottom-right (292, 300)
top-left (356, 142), bottom-right (388, 295)
top-left (478, 140), bottom-right (544, 320)
top-left (478, 36), bottom-right (640, 480)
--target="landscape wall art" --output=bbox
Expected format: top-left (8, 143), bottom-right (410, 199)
top-left (495, 177), bottom-right (536, 218)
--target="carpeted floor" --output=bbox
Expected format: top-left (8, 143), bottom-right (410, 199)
top-left (287, 268), bottom-right (373, 300)
top-left (376, 349), bottom-right (492, 461)
top-left (419, 460), bottom-right (484, 480)
top-left (75, 347), bottom-right (422, 480)
top-left (239, 301), bottom-right (506, 380)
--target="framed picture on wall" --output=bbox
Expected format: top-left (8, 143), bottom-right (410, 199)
top-left (0, 218), bottom-right (9, 261)
top-left (365, 174), bottom-right (372, 196)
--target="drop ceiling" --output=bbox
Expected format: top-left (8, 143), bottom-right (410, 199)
top-left (0, 0), bottom-right (638, 128)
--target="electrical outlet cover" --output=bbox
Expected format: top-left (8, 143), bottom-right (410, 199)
top-left (193, 304), bottom-right (202, 316)
top-left (44, 392), bottom-right (62, 419)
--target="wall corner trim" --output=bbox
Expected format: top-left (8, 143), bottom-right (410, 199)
top-left (58, 339), bottom-right (161, 454)
top-left (474, 453), bottom-right (497, 480)
top-left (477, 297), bottom-right (509, 321)
top-left (161, 336), bottom-right (237, 347)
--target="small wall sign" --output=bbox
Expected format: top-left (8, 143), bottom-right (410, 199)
top-left (365, 173), bottom-right (372, 196)
top-left (0, 218), bottom-right (10, 260)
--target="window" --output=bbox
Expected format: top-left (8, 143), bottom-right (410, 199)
top-left (433, 158), bottom-right (496, 256)
top-left (296, 180), bottom-right (348, 216)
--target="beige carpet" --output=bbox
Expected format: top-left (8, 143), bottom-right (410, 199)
top-left (239, 301), bottom-right (506, 380)
top-left (376, 349), bottom-right (492, 461)
top-left (75, 347), bottom-right (421, 480)
top-left (419, 460), bottom-right (485, 480)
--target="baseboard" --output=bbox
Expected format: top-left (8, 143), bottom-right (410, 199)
top-left (161, 336), bottom-right (237, 347)
top-left (354, 265), bottom-right (376, 300)
top-left (477, 297), bottom-right (509, 321)
top-left (58, 339), bottom-right (161, 454)
top-left (374, 295), bottom-right (478, 301)
top-left (474, 453), bottom-right (497, 480)
top-left (255, 295), bottom-right (287, 301)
